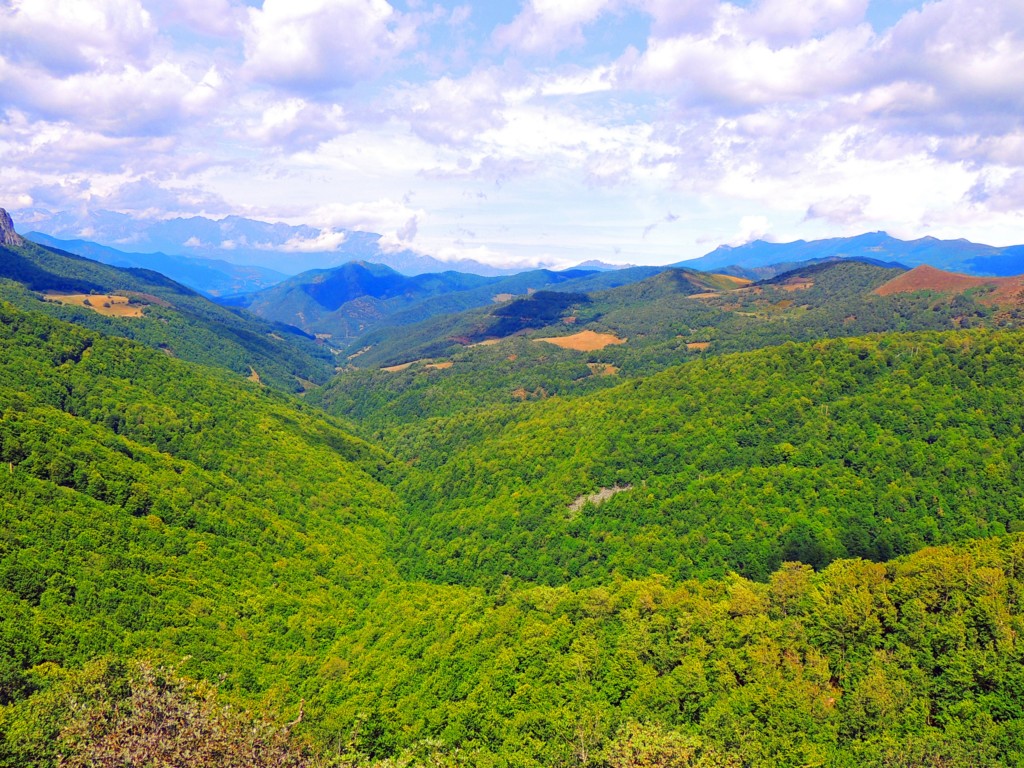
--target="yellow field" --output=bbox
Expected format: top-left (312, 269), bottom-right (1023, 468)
top-left (711, 273), bottom-right (753, 286)
top-left (535, 330), bottom-right (626, 351)
top-left (44, 293), bottom-right (144, 318)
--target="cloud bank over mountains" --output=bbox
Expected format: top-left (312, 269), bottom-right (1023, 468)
top-left (1, 0), bottom-right (1022, 267)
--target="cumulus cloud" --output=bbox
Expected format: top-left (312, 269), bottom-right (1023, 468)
top-left (244, 0), bottom-right (416, 92)
top-left (966, 171), bottom-right (1024, 214)
top-left (743, 0), bottom-right (869, 45)
top-left (0, 58), bottom-right (222, 136)
top-left (392, 70), bottom-right (510, 147)
top-left (276, 229), bottom-right (349, 252)
top-left (307, 198), bottom-right (426, 238)
top-left (2, 0), bottom-right (1023, 267)
top-left (728, 215), bottom-right (773, 245)
top-left (241, 97), bottom-right (348, 150)
top-left (0, 0), bottom-right (227, 140)
top-left (0, 0), bottom-right (156, 75)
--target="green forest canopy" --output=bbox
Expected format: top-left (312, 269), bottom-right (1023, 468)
top-left (2, 298), bottom-right (1024, 766)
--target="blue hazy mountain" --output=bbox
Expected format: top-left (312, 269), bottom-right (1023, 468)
top-left (15, 208), bottom-right (522, 277)
top-left (677, 232), bottom-right (1024, 276)
top-left (25, 232), bottom-right (287, 297)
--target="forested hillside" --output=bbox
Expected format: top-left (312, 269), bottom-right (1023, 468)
top-left (234, 260), bottom-right (663, 342)
top-left (0, 233), bottom-right (333, 391)
top-left (4, 268), bottom-right (1024, 765)
top-left (315, 259), bottom-right (1012, 432)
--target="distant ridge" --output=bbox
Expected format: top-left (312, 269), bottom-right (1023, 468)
top-left (568, 260), bottom-right (637, 271)
top-left (677, 232), bottom-right (1024, 277)
top-left (14, 208), bottom-right (522, 277)
top-left (26, 232), bottom-right (287, 297)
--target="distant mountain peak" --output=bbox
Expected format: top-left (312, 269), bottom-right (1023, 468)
top-left (0, 208), bottom-right (25, 247)
top-left (570, 260), bottom-right (637, 271)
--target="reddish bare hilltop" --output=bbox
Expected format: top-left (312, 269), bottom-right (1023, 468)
top-left (874, 264), bottom-right (1024, 305)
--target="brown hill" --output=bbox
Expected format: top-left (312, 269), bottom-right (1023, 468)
top-left (874, 264), bottom-right (1024, 305)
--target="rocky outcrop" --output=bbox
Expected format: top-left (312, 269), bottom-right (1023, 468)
top-left (0, 209), bottom-right (25, 247)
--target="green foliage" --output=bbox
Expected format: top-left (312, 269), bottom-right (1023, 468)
top-left (3, 295), bottom-right (1024, 766)
top-left (0, 236), bottom-right (336, 391)
top-left (384, 330), bottom-right (1024, 588)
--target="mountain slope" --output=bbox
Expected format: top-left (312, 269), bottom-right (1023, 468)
top-left (235, 261), bottom-right (665, 341)
top-left (386, 329), bottom-right (1024, 588)
top-left (0, 211), bottom-right (333, 391)
top-left (315, 259), bottom-right (1012, 430)
top-left (875, 263), bottom-right (1024, 306)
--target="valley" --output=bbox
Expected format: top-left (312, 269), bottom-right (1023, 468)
top-left (2, 210), bottom-right (1024, 767)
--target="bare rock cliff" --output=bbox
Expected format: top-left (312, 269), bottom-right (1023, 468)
top-left (0, 208), bottom-right (25, 247)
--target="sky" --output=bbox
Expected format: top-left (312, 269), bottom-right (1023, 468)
top-left (1, 0), bottom-right (1023, 268)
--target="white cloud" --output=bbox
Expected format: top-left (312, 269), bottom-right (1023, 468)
top-left (393, 70), bottom-right (509, 147)
top-left (629, 22), bottom-right (876, 108)
top-left (244, 0), bottom-right (416, 92)
top-left (277, 229), bottom-right (349, 252)
top-left (242, 97), bottom-right (348, 150)
top-left (728, 215), bottom-right (772, 245)
top-left (0, 0), bottom-right (156, 75)
top-left (743, 0), bottom-right (869, 45)
top-left (805, 195), bottom-right (871, 225)
top-left (308, 198), bottom-right (427, 238)
top-left (0, 58), bottom-right (219, 136)
top-left (494, 0), bottom-right (620, 55)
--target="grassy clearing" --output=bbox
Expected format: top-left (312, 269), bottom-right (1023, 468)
top-left (43, 293), bottom-right (145, 318)
top-left (535, 330), bottom-right (626, 351)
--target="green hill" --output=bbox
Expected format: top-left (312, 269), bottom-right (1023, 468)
top-left (383, 330), bottom-right (1024, 589)
top-left (314, 259), bottom-right (1009, 433)
top-left (0, 229), bottom-right (334, 391)
top-left (235, 259), bottom-right (665, 342)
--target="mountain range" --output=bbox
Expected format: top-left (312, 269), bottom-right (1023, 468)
top-left (21, 209), bottom-right (1024, 294)
top-left (15, 208), bottom-right (522, 276)
top-left (678, 230), bottom-right (1024, 277)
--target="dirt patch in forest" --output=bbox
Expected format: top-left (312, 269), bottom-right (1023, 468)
top-left (426, 361), bottom-right (453, 370)
top-left (686, 342), bottom-right (711, 351)
top-left (381, 362), bottom-right (415, 372)
top-left (44, 293), bottom-right (145, 318)
top-left (587, 362), bottom-right (620, 376)
top-left (535, 330), bottom-right (626, 351)
top-left (569, 484), bottom-right (634, 513)
top-left (781, 280), bottom-right (814, 291)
